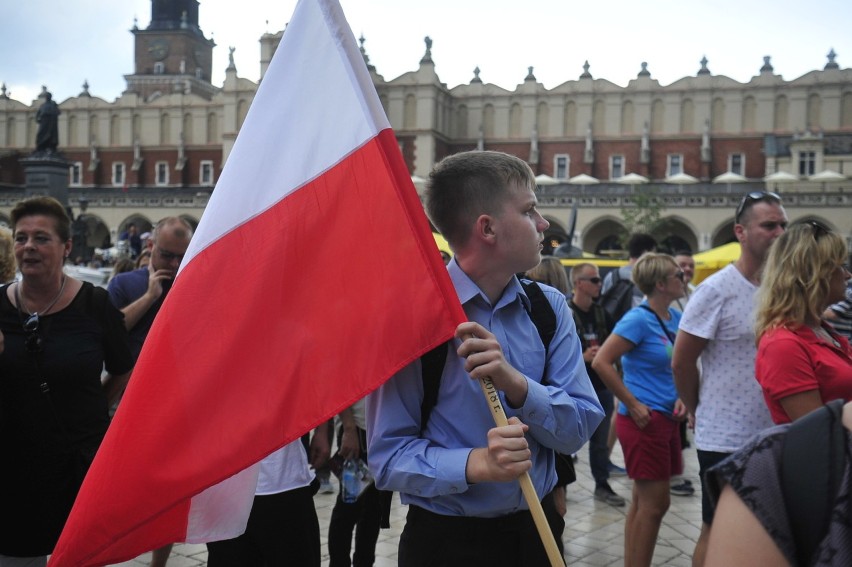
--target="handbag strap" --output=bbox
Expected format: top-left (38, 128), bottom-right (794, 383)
top-left (638, 304), bottom-right (676, 344)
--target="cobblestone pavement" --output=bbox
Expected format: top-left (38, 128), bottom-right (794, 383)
top-left (110, 432), bottom-right (702, 567)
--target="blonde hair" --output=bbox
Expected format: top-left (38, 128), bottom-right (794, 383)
top-left (0, 227), bottom-right (15, 283)
top-left (632, 252), bottom-right (678, 296)
top-left (755, 222), bottom-right (848, 340)
top-left (525, 256), bottom-right (569, 295)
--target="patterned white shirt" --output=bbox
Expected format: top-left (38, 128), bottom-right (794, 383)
top-left (679, 264), bottom-right (774, 453)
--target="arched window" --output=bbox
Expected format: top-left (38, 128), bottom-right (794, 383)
top-left (160, 113), bottom-right (170, 145)
top-left (456, 105), bottom-right (468, 138)
top-left (564, 101), bottom-right (576, 136)
top-left (620, 100), bottom-right (634, 134)
top-left (206, 112), bottom-right (218, 144)
top-left (110, 115), bottom-right (120, 146)
top-left (841, 92), bottom-right (852, 128)
top-left (711, 98), bottom-right (725, 132)
top-left (403, 94), bottom-right (417, 129)
top-left (183, 113), bottom-right (193, 144)
top-left (509, 103), bottom-right (522, 138)
top-left (650, 99), bottom-right (664, 133)
top-left (592, 99), bottom-right (605, 135)
top-left (483, 104), bottom-right (495, 138)
top-left (680, 98), bottom-right (694, 133)
top-left (68, 115), bottom-right (78, 147)
top-left (537, 102), bottom-right (549, 137)
top-left (742, 96), bottom-right (756, 132)
top-left (807, 93), bottom-right (822, 129)
top-left (774, 95), bottom-right (789, 131)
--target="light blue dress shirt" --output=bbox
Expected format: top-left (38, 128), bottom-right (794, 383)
top-left (366, 259), bottom-right (604, 518)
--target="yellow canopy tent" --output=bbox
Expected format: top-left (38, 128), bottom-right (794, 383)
top-left (693, 242), bottom-right (740, 285)
top-left (432, 232), bottom-right (452, 259)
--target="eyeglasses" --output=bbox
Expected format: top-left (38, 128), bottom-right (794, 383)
top-left (23, 313), bottom-right (43, 354)
top-left (578, 277), bottom-right (602, 284)
top-left (735, 191), bottom-right (781, 223)
top-left (155, 246), bottom-right (185, 262)
top-left (807, 220), bottom-right (830, 240)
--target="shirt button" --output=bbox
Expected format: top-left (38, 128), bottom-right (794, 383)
top-left (450, 486), bottom-right (458, 493)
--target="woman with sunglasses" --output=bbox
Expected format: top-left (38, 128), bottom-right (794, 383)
top-left (754, 221), bottom-right (852, 424)
top-left (0, 197), bottom-right (133, 566)
top-left (592, 253), bottom-right (688, 567)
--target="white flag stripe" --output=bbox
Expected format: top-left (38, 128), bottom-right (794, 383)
top-left (185, 463), bottom-right (260, 543)
top-left (180, 0), bottom-right (390, 271)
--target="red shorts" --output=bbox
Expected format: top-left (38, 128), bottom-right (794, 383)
top-left (616, 411), bottom-right (683, 481)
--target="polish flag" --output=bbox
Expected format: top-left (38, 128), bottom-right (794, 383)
top-left (48, 1), bottom-right (465, 565)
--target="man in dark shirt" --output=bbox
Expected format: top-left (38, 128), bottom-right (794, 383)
top-left (569, 262), bottom-right (625, 506)
top-left (108, 217), bottom-right (192, 359)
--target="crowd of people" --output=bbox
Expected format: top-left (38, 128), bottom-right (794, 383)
top-left (1, 148), bottom-right (851, 567)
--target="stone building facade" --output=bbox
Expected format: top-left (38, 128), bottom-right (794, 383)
top-left (1, 0), bottom-right (851, 256)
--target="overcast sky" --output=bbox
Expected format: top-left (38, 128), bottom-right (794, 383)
top-left (3, 0), bottom-right (851, 105)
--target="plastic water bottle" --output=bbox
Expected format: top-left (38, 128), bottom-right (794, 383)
top-left (341, 458), bottom-right (359, 503)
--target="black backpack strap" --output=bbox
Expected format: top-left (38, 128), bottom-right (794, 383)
top-left (592, 303), bottom-right (608, 343)
top-left (520, 280), bottom-right (557, 355)
top-left (419, 280), bottom-right (557, 430)
top-left (419, 341), bottom-right (449, 431)
top-left (781, 398), bottom-right (846, 565)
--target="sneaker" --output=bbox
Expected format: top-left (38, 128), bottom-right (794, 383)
top-left (670, 479), bottom-right (695, 496)
top-left (319, 477), bottom-right (335, 494)
top-left (607, 462), bottom-right (627, 477)
top-left (594, 484), bottom-right (626, 507)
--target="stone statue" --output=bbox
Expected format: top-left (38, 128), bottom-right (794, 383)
top-left (35, 92), bottom-right (60, 154)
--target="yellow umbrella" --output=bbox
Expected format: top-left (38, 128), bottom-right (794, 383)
top-left (693, 242), bottom-right (740, 285)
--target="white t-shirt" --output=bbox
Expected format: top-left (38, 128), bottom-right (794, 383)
top-left (256, 439), bottom-right (315, 495)
top-left (678, 264), bottom-right (774, 453)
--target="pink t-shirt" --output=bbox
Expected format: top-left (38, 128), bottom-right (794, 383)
top-left (756, 325), bottom-right (852, 423)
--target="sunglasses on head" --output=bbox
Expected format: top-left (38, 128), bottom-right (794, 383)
top-left (735, 191), bottom-right (781, 223)
top-left (807, 219), bottom-right (831, 240)
top-left (23, 313), bottom-right (43, 354)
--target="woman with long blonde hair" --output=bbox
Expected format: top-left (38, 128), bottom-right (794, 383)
top-left (754, 221), bottom-right (852, 423)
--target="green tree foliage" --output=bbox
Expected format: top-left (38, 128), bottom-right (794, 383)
top-left (619, 190), bottom-right (669, 247)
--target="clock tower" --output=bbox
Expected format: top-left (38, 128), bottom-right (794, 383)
top-left (125, 0), bottom-right (217, 100)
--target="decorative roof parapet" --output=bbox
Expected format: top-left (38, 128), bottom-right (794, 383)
top-left (825, 48), bottom-right (840, 70)
top-left (420, 36), bottom-right (433, 64)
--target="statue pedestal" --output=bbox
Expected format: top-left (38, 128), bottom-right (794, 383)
top-left (19, 153), bottom-right (71, 206)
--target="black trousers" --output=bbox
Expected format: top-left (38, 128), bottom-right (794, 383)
top-left (206, 485), bottom-right (320, 567)
top-left (398, 494), bottom-right (565, 567)
top-left (327, 426), bottom-right (393, 567)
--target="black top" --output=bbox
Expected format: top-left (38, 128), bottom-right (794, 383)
top-left (0, 281), bottom-right (133, 556)
top-left (569, 301), bottom-right (613, 392)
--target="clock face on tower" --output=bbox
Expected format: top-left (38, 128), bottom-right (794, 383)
top-left (148, 39), bottom-right (170, 61)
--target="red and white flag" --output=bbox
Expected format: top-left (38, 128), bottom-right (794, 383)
top-left (49, 1), bottom-right (465, 564)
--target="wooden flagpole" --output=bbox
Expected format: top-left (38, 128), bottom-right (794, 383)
top-left (476, 375), bottom-right (564, 566)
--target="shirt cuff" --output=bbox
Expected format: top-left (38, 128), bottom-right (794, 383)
top-left (514, 376), bottom-right (552, 430)
top-left (431, 448), bottom-right (473, 495)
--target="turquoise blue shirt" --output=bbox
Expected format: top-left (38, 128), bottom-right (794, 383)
top-left (614, 301), bottom-right (682, 416)
top-left (366, 259), bottom-right (604, 518)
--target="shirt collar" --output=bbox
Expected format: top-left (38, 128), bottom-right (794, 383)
top-left (447, 258), bottom-right (530, 311)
